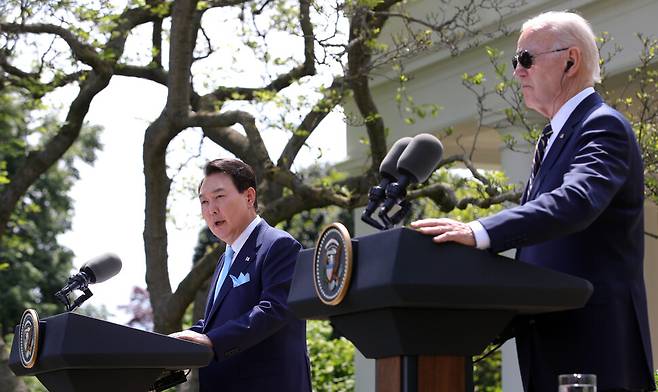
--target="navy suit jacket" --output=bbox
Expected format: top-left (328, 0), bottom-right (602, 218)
top-left (190, 220), bottom-right (311, 392)
top-left (480, 92), bottom-right (655, 391)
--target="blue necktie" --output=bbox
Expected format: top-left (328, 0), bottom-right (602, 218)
top-left (526, 124), bottom-right (553, 199)
top-left (213, 245), bottom-right (234, 302)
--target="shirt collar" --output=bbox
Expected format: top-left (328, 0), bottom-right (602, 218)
top-left (229, 215), bottom-right (262, 255)
top-left (550, 87), bottom-right (595, 133)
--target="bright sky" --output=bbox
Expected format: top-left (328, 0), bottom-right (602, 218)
top-left (56, 76), bottom-right (346, 324)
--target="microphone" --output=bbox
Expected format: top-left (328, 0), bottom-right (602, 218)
top-left (81, 253), bottom-right (123, 283)
top-left (361, 137), bottom-right (413, 230)
top-left (379, 133), bottom-right (444, 227)
top-left (55, 254), bottom-right (122, 311)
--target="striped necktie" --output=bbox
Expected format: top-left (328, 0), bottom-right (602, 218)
top-left (526, 124), bottom-right (553, 199)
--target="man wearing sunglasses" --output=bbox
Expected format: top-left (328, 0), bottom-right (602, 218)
top-left (412, 11), bottom-right (655, 392)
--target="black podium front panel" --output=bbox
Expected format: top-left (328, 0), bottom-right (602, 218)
top-left (9, 313), bottom-right (212, 392)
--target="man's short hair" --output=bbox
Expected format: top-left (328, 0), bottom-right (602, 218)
top-left (200, 158), bottom-right (258, 210)
top-left (522, 11), bottom-right (601, 85)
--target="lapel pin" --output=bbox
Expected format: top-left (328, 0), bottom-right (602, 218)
top-left (559, 134), bottom-right (564, 139)
top-left (245, 256), bottom-right (251, 262)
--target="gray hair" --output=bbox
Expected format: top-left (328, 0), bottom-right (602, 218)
top-left (522, 11), bottom-right (601, 84)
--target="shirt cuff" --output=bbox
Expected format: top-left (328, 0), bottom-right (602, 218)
top-left (468, 220), bottom-right (491, 250)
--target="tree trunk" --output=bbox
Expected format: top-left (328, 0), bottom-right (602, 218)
top-left (178, 277), bottom-right (209, 392)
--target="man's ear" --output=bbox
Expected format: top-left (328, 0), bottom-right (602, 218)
top-left (565, 47), bottom-right (581, 74)
top-left (565, 60), bottom-right (574, 72)
top-left (245, 187), bottom-right (257, 207)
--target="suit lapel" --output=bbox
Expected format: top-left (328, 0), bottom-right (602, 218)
top-left (528, 92), bottom-right (603, 200)
top-left (528, 127), bottom-right (576, 200)
top-left (206, 221), bottom-right (268, 322)
top-left (520, 178), bottom-right (530, 205)
top-left (203, 254), bottom-right (225, 321)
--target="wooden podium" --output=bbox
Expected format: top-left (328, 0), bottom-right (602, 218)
top-left (288, 227), bottom-right (592, 392)
top-left (9, 312), bottom-right (212, 392)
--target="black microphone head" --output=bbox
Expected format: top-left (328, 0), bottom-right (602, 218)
top-left (379, 137), bottom-right (413, 180)
top-left (80, 253), bottom-right (122, 283)
top-left (397, 133), bottom-right (444, 183)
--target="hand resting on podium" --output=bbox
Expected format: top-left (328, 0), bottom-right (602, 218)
top-left (169, 330), bottom-right (213, 347)
top-left (411, 218), bottom-right (476, 247)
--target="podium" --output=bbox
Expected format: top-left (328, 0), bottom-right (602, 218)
top-left (288, 227), bottom-right (593, 392)
top-left (9, 312), bottom-right (212, 392)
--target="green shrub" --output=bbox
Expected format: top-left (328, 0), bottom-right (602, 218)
top-left (307, 320), bottom-right (355, 392)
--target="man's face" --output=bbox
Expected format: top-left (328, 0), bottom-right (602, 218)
top-left (514, 28), bottom-right (569, 118)
top-left (199, 172), bottom-right (255, 245)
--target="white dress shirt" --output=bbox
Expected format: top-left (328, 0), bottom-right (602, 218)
top-left (230, 215), bottom-right (262, 256)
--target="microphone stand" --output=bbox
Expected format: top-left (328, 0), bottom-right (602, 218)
top-left (377, 176), bottom-right (412, 229)
top-left (149, 370), bottom-right (188, 391)
top-left (54, 272), bottom-right (95, 312)
top-left (361, 213), bottom-right (386, 230)
top-left (379, 199), bottom-right (412, 229)
top-left (361, 182), bottom-right (389, 230)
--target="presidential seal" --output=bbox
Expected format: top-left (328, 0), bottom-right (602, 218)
top-left (19, 309), bottom-right (40, 368)
top-left (313, 222), bottom-right (353, 306)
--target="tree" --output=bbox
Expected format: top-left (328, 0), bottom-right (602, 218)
top-left (607, 35), bottom-right (658, 205)
top-left (1, 0), bottom-right (525, 338)
top-left (2, 2), bottom-right (656, 390)
top-left (0, 88), bottom-right (101, 391)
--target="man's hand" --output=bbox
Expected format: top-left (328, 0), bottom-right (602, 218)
top-left (410, 218), bottom-right (476, 247)
top-left (169, 330), bottom-right (213, 347)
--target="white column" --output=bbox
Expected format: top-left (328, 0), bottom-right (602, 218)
top-left (354, 349), bottom-right (376, 392)
top-left (353, 209), bottom-right (378, 392)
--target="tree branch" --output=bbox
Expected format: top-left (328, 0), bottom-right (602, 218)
top-left (0, 53), bottom-right (37, 79)
top-left (209, 0), bottom-right (316, 103)
top-left (205, 0), bottom-right (252, 6)
top-left (0, 73), bottom-right (112, 240)
top-left (210, 61), bottom-right (316, 102)
top-left (408, 183), bottom-right (522, 211)
top-left (346, 2), bottom-right (403, 171)
top-left (115, 64), bottom-right (168, 86)
top-left (0, 55), bottom-right (86, 96)
top-left (186, 110), bottom-right (272, 168)
top-left (170, 243), bottom-right (224, 322)
top-left (299, 0), bottom-right (315, 74)
top-left (277, 77), bottom-right (345, 169)
top-left (1, 22), bottom-right (108, 71)
top-left (165, 0), bottom-right (199, 120)
top-left (152, 18), bottom-right (163, 67)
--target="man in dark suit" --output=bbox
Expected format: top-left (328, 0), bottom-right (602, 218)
top-left (412, 11), bottom-right (655, 392)
top-left (170, 158), bottom-right (311, 392)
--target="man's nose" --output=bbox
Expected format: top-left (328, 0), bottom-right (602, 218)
top-left (207, 203), bottom-right (219, 215)
top-left (513, 65), bottom-right (527, 79)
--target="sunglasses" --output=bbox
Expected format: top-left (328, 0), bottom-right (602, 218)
top-left (512, 47), bottom-right (569, 69)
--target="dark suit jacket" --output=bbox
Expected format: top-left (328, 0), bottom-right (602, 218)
top-left (480, 92), bottom-right (655, 391)
top-left (190, 220), bottom-right (311, 392)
